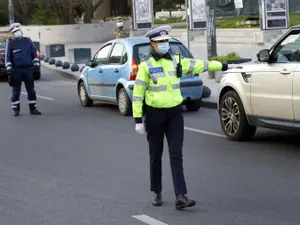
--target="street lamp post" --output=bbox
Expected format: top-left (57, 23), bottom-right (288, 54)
top-left (206, 0), bottom-right (217, 78)
top-left (8, 0), bottom-right (15, 24)
top-left (185, 0), bottom-right (190, 50)
top-left (206, 0), bottom-right (217, 60)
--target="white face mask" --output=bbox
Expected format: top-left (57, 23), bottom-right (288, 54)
top-left (14, 30), bottom-right (22, 38)
top-left (117, 22), bottom-right (123, 27)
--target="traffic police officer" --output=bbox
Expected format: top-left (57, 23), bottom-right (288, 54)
top-left (132, 25), bottom-right (239, 210)
top-left (5, 23), bottom-right (41, 116)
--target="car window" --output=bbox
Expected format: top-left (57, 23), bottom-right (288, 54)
top-left (0, 40), bottom-right (5, 48)
top-left (108, 43), bottom-right (126, 64)
top-left (93, 44), bottom-right (112, 65)
top-left (272, 30), bottom-right (300, 63)
top-left (122, 51), bottom-right (128, 64)
top-left (133, 42), bottom-right (193, 64)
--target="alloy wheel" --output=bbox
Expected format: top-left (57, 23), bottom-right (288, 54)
top-left (118, 91), bottom-right (127, 113)
top-left (221, 97), bottom-right (240, 136)
top-left (79, 85), bottom-right (86, 104)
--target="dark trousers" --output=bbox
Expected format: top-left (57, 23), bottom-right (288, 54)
top-left (145, 105), bottom-right (187, 196)
top-left (11, 68), bottom-right (37, 108)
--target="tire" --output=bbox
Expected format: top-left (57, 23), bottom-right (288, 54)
top-left (117, 87), bottom-right (132, 116)
top-left (78, 82), bottom-right (93, 107)
top-left (186, 99), bottom-right (201, 111)
top-left (219, 90), bottom-right (256, 141)
top-left (34, 71), bottom-right (41, 80)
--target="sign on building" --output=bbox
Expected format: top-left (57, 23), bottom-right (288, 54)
top-left (188, 0), bottom-right (207, 30)
top-left (131, 0), bottom-right (154, 30)
top-left (259, 0), bottom-right (289, 30)
top-left (234, 0), bottom-right (243, 9)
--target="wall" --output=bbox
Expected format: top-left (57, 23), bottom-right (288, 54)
top-left (0, 21), bottom-right (130, 45)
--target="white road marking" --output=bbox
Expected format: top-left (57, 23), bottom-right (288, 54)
top-left (132, 215), bottom-right (168, 225)
top-left (184, 126), bottom-right (226, 138)
top-left (21, 92), bottom-right (55, 101)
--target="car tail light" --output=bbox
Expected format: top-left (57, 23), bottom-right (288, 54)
top-left (37, 51), bottom-right (40, 59)
top-left (187, 73), bottom-right (199, 76)
top-left (130, 58), bottom-right (138, 80)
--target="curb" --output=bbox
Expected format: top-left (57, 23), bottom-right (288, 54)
top-left (42, 64), bottom-right (79, 81)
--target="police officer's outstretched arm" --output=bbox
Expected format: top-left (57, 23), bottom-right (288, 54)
top-left (180, 56), bottom-right (230, 75)
top-left (132, 61), bottom-right (149, 134)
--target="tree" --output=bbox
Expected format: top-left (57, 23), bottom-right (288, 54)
top-left (14, 0), bottom-right (38, 25)
top-left (39, 0), bottom-right (105, 24)
top-left (0, 0), bottom-right (9, 25)
top-left (154, 0), bottom-right (184, 17)
top-left (81, 0), bottom-right (105, 23)
top-left (48, 0), bottom-right (75, 24)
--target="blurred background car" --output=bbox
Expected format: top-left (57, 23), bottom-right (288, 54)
top-left (77, 37), bottom-right (204, 116)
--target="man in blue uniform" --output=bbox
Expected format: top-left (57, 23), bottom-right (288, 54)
top-left (5, 23), bottom-right (41, 116)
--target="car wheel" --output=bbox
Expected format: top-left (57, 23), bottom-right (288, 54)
top-left (186, 99), bottom-right (201, 111)
top-left (219, 90), bottom-right (256, 141)
top-left (118, 87), bottom-right (132, 116)
top-left (78, 82), bottom-right (93, 107)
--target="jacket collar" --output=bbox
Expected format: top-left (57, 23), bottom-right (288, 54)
top-left (150, 49), bottom-right (173, 61)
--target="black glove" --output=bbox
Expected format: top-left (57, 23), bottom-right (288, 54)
top-left (33, 62), bottom-right (40, 72)
top-left (7, 70), bottom-right (13, 87)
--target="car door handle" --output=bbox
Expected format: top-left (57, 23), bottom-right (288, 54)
top-left (99, 69), bottom-right (103, 73)
top-left (114, 69), bottom-right (119, 73)
top-left (280, 69), bottom-right (291, 75)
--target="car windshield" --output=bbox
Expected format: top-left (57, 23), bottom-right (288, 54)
top-left (133, 42), bottom-right (193, 64)
top-left (0, 40), bottom-right (5, 48)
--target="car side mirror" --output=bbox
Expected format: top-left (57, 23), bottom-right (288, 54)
top-left (257, 49), bottom-right (270, 62)
top-left (85, 59), bottom-right (94, 67)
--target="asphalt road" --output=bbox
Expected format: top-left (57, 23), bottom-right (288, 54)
top-left (0, 68), bottom-right (300, 225)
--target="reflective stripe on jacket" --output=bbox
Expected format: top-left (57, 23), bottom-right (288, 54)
top-left (132, 55), bottom-right (224, 119)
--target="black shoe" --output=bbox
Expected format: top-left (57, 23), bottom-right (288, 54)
top-left (30, 108), bottom-right (41, 115)
top-left (12, 104), bottom-right (20, 116)
top-left (29, 104), bottom-right (41, 115)
top-left (175, 195), bottom-right (196, 210)
top-left (152, 193), bottom-right (163, 206)
top-left (13, 109), bottom-right (20, 116)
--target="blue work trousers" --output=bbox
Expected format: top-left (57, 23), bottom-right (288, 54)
top-left (11, 68), bottom-right (37, 107)
top-left (145, 105), bottom-right (187, 196)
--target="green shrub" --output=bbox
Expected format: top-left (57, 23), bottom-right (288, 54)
top-left (209, 52), bottom-right (243, 61)
top-left (31, 9), bottom-right (57, 25)
top-left (154, 16), bottom-right (184, 24)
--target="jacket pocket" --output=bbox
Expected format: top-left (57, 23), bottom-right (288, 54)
top-left (13, 49), bottom-right (22, 60)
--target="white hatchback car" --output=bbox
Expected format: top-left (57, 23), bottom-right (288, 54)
top-left (218, 25), bottom-right (300, 141)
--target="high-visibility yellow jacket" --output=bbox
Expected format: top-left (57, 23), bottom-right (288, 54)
top-left (132, 53), bottom-right (226, 123)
